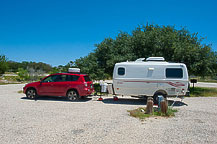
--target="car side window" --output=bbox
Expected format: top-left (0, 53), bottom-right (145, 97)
top-left (55, 75), bottom-right (67, 82)
top-left (66, 75), bottom-right (79, 81)
top-left (42, 75), bottom-right (60, 82)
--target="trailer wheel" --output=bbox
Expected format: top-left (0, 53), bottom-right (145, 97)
top-left (153, 92), bottom-right (167, 104)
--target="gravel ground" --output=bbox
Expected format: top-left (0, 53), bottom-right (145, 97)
top-left (0, 84), bottom-right (217, 144)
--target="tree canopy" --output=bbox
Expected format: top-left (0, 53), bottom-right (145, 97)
top-left (0, 54), bottom-right (8, 74)
top-left (75, 24), bottom-right (217, 80)
top-left (7, 61), bottom-right (52, 73)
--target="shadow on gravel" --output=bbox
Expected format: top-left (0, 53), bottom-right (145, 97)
top-left (168, 100), bottom-right (188, 106)
top-left (102, 98), bottom-right (147, 105)
top-left (102, 98), bottom-right (188, 106)
top-left (21, 96), bottom-right (92, 102)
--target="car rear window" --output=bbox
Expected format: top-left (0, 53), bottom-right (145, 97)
top-left (84, 76), bottom-right (91, 82)
top-left (166, 68), bottom-right (183, 78)
top-left (66, 75), bottom-right (80, 81)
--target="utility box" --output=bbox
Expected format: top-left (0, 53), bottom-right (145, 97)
top-left (100, 83), bottom-right (108, 93)
top-left (107, 83), bottom-right (114, 94)
top-left (158, 95), bottom-right (164, 107)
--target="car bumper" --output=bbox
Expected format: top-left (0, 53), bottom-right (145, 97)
top-left (23, 87), bottom-right (27, 94)
top-left (80, 88), bottom-right (94, 96)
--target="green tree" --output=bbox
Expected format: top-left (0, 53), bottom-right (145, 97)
top-left (75, 53), bottom-right (107, 80)
top-left (74, 24), bottom-right (217, 79)
top-left (49, 67), bottom-right (60, 74)
top-left (7, 61), bottom-right (52, 73)
top-left (0, 54), bottom-right (8, 74)
top-left (17, 68), bottom-right (30, 81)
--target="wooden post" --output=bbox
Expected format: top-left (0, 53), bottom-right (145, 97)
top-left (145, 97), bottom-right (153, 114)
top-left (160, 100), bottom-right (168, 114)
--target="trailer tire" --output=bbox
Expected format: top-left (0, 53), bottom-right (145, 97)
top-left (153, 92), bottom-right (167, 104)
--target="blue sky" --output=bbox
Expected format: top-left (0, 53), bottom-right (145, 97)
top-left (0, 0), bottom-right (216, 66)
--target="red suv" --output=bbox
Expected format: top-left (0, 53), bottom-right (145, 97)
top-left (23, 73), bottom-right (94, 101)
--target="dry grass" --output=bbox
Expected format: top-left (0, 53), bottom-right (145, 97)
top-left (128, 107), bottom-right (178, 120)
top-left (18, 90), bottom-right (23, 93)
top-left (190, 87), bottom-right (217, 97)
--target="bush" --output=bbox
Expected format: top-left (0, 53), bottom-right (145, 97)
top-left (93, 83), bottom-right (101, 95)
top-left (17, 68), bottom-right (30, 81)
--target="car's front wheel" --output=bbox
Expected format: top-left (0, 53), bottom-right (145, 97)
top-left (67, 90), bottom-right (79, 101)
top-left (26, 88), bottom-right (37, 99)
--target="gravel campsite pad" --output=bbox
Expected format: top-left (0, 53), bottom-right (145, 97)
top-left (0, 84), bottom-right (217, 144)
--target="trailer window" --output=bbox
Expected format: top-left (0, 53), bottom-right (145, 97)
top-left (118, 67), bottom-right (125, 75)
top-left (166, 68), bottom-right (183, 78)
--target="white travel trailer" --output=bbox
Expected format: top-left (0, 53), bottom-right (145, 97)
top-left (111, 57), bottom-right (189, 102)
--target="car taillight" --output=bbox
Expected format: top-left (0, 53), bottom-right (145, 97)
top-left (84, 82), bottom-right (87, 87)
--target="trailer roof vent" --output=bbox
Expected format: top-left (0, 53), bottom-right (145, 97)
top-left (135, 58), bottom-right (146, 62)
top-left (146, 57), bottom-right (165, 61)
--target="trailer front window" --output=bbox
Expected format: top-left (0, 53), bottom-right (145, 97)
top-left (166, 68), bottom-right (183, 78)
top-left (118, 67), bottom-right (125, 75)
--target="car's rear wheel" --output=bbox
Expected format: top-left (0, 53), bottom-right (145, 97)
top-left (67, 90), bottom-right (79, 101)
top-left (26, 88), bottom-right (37, 99)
